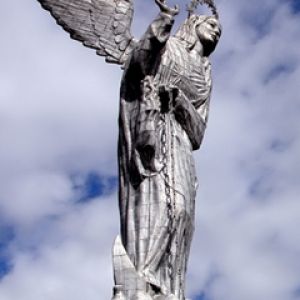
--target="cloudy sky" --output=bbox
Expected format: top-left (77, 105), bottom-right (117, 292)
top-left (1, 0), bottom-right (300, 299)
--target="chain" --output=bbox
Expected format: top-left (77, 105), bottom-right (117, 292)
top-left (160, 112), bottom-right (175, 288)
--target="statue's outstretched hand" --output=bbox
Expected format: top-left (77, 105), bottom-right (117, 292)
top-left (155, 0), bottom-right (179, 16)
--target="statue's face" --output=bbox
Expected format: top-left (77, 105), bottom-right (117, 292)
top-left (196, 17), bottom-right (221, 46)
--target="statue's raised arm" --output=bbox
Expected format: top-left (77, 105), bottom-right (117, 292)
top-left (37, 0), bottom-right (137, 66)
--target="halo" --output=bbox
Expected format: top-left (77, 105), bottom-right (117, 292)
top-left (187, 0), bottom-right (219, 18)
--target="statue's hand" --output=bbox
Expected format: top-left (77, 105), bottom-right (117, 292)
top-left (155, 0), bottom-right (179, 16)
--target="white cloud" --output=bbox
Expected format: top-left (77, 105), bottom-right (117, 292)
top-left (0, 0), bottom-right (299, 300)
top-left (0, 194), bottom-right (118, 300)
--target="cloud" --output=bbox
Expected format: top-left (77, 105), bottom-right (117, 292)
top-left (0, 194), bottom-right (118, 300)
top-left (0, 0), bottom-right (299, 300)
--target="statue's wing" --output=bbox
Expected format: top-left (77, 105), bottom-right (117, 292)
top-left (37, 0), bottom-right (137, 66)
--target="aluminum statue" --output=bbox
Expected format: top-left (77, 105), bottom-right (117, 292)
top-left (36, 0), bottom-right (222, 299)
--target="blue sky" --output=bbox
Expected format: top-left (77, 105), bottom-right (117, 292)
top-left (0, 0), bottom-right (300, 299)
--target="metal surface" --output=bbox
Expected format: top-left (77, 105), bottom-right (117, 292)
top-left (36, 0), bottom-right (221, 299)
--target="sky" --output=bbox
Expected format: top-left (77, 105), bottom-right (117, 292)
top-left (0, 0), bottom-right (300, 300)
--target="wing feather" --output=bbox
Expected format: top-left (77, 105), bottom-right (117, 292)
top-left (37, 0), bottom-right (137, 66)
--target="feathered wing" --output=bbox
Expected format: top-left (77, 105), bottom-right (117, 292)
top-left (37, 0), bottom-right (137, 66)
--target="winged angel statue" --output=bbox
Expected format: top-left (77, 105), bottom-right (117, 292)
top-left (37, 0), bottom-right (222, 299)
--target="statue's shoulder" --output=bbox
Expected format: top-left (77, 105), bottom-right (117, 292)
top-left (166, 36), bottom-right (186, 49)
top-left (161, 36), bottom-right (190, 69)
top-left (164, 37), bottom-right (188, 58)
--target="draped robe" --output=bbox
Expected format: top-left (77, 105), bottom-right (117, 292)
top-left (113, 12), bottom-right (212, 300)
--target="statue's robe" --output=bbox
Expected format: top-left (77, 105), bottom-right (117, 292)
top-left (116, 12), bottom-right (211, 300)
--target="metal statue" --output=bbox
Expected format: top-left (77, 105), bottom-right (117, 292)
top-left (36, 0), bottom-right (222, 299)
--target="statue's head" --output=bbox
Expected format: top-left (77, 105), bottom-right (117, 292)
top-left (196, 15), bottom-right (221, 55)
top-left (175, 14), bottom-right (222, 56)
top-left (176, 0), bottom-right (221, 56)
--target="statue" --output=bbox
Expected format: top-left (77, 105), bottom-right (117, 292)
top-left (36, 0), bottom-right (222, 299)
